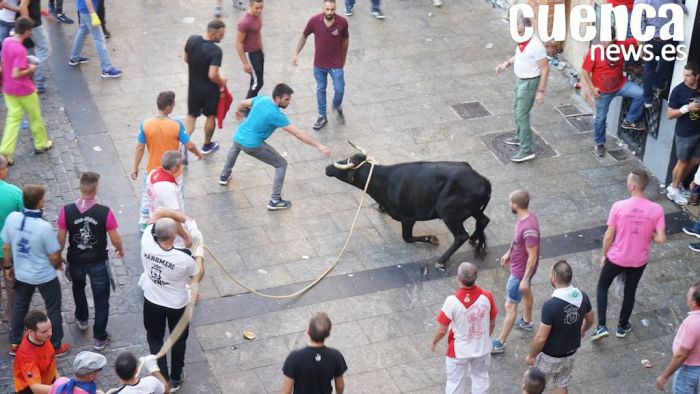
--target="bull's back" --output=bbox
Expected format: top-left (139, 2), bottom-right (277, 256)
top-left (381, 161), bottom-right (491, 220)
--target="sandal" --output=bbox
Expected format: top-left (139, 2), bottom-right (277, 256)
top-left (34, 140), bottom-right (53, 154)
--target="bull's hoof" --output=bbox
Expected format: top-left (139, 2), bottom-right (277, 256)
top-left (428, 235), bottom-right (440, 245)
top-left (377, 205), bottom-right (387, 213)
top-left (434, 262), bottom-right (446, 272)
top-left (468, 238), bottom-right (477, 246)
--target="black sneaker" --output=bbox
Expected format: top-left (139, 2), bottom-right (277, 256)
top-left (170, 372), bottom-right (185, 393)
top-left (312, 116), bottom-right (327, 130)
top-left (682, 227), bottom-right (700, 239)
top-left (68, 56), bottom-right (90, 66)
top-left (56, 14), bottom-right (74, 24)
top-left (333, 108), bottom-right (345, 125)
top-left (616, 324), bottom-right (632, 338)
top-left (594, 144), bottom-right (605, 157)
top-left (102, 28), bottom-right (111, 39)
top-left (219, 174), bottom-right (231, 186)
top-left (201, 141), bottom-right (220, 155)
top-left (267, 199), bottom-right (292, 210)
top-left (621, 119), bottom-right (645, 131)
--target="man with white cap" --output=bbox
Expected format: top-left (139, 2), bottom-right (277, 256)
top-left (49, 351), bottom-right (106, 394)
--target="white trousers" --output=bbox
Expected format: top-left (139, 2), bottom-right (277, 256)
top-left (445, 353), bottom-right (491, 394)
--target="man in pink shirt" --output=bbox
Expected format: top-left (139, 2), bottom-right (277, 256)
top-left (656, 282), bottom-right (700, 392)
top-left (592, 170), bottom-right (666, 341)
top-left (0, 17), bottom-right (52, 166)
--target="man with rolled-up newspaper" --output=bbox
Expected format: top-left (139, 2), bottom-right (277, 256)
top-left (139, 217), bottom-right (204, 392)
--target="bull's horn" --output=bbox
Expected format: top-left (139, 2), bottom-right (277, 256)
top-left (333, 160), bottom-right (356, 170)
top-left (347, 141), bottom-right (367, 156)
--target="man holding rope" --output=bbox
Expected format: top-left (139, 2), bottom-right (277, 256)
top-left (138, 217), bottom-right (204, 392)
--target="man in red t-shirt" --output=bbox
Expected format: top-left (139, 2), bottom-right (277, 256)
top-left (581, 36), bottom-right (645, 157)
top-left (432, 262), bottom-right (497, 394)
top-left (293, 0), bottom-right (350, 130)
top-left (236, 0), bottom-right (264, 99)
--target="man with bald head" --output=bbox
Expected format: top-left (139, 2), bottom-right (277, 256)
top-left (493, 189), bottom-right (540, 354)
top-left (139, 217), bottom-right (205, 392)
top-left (592, 170), bottom-right (665, 341)
top-left (432, 262), bottom-right (497, 394)
top-left (0, 155), bottom-right (22, 321)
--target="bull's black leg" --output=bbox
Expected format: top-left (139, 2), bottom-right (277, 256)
top-left (435, 220), bottom-right (470, 271)
top-left (401, 220), bottom-right (438, 244)
top-left (469, 212), bottom-right (490, 258)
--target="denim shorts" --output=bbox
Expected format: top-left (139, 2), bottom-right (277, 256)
top-left (506, 274), bottom-right (527, 304)
top-left (675, 133), bottom-right (700, 161)
top-left (674, 365), bottom-right (700, 394)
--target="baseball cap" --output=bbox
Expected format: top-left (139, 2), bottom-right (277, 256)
top-left (73, 351), bottom-right (107, 375)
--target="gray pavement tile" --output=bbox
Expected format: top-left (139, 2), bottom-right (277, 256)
top-left (342, 369), bottom-right (402, 393)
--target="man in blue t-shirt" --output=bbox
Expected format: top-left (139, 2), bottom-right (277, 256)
top-left (666, 62), bottom-right (700, 206)
top-left (1, 184), bottom-right (71, 355)
top-left (219, 83), bottom-right (331, 210)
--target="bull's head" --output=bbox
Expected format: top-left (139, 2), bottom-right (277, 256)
top-left (325, 152), bottom-right (368, 186)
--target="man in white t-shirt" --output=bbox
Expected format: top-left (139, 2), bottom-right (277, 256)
top-left (112, 352), bottom-right (168, 394)
top-left (496, 17), bottom-right (549, 163)
top-left (146, 150), bottom-right (200, 248)
top-left (431, 262), bottom-right (498, 394)
top-left (139, 218), bottom-right (205, 392)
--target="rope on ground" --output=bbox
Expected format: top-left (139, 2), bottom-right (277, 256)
top-left (101, 161), bottom-right (375, 393)
top-left (204, 160), bottom-right (376, 299)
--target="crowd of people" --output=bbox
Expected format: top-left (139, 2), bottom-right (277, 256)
top-left (0, 0), bottom-right (699, 393)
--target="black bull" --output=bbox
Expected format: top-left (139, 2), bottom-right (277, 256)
top-left (325, 154), bottom-right (491, 270)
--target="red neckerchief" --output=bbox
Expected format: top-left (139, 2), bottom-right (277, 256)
top-left (518, 39), bottom-right (531, 52)
top-left (149, 167), bottom-right (177, 185)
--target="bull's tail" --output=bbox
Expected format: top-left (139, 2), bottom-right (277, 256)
top-left (473, 179), bottom-right (491, 259)
top-left (480, 179), bottom-right (492, 213)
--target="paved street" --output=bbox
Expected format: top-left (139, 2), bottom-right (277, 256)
top-left (0, 0), bottom-right (698, 393)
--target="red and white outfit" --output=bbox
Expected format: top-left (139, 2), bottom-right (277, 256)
top-left (436, 286), bottom-right (497, 394)
top-left (145, 167), bottom-right (201, 248)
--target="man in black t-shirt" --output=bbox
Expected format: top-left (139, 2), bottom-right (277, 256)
top-left (526, 260), bottom-right (594, 393)
top-left (20, 0), bottom-right (50, 93)
top-left (282, 312), bottom-right (347, 394)
top-left (666, 62), bottom-right (700, 206)
top-left (184, 19), bottom-right (227, 157)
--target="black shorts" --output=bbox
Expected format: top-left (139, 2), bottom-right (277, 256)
top-left (675, 134), bottom-right (700, 161)
top-left (187, 90), bottom-right (219, 117)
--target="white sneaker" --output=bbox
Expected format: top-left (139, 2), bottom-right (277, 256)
top-left (679, 187), bottom-right (692, 198)
top-left (667, 186), bottom-right (689, 206)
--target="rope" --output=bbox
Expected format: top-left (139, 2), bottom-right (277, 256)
top-left (101, 160), bottom-right (376, 392)
top-left (204, 160), bottom-right (376, 299)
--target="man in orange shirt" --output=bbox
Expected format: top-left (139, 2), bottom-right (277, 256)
top-left (131, 91), bottom-right (203, 232)
top-left (13, 310), bottom-right (58, 394)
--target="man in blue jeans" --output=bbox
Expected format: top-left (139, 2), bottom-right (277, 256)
top-left (656, 282), bottom-right (700, 393)
top-left (219, 83), bottom-right (331, 210)
top-left (581, 35), bottom-right (645, 157)
top-left (293, 0), bottom-right (350, 130)
top-left (343, 0), bottom-right (384, 18)
top-left (57, 172), bottom-right (124, 351)
top-left (2, 184), bottom-right (71, 356)
top-left (68, 0), bottom-right (121, 78)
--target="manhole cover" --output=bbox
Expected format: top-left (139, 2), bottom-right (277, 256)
top-left (607, 149), bottom-right (629, 161)
top-left (567, 114), bottom-right (594, 133)
top-left (450, 101), bottom-right (492, 120)
top-left (478, 129), bottom-right (558, 164)
top-left (556, 104), bottom-right (582, 116)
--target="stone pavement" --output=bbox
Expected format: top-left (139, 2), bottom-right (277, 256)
top-left (0, 0), bottom-right (698, 393)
